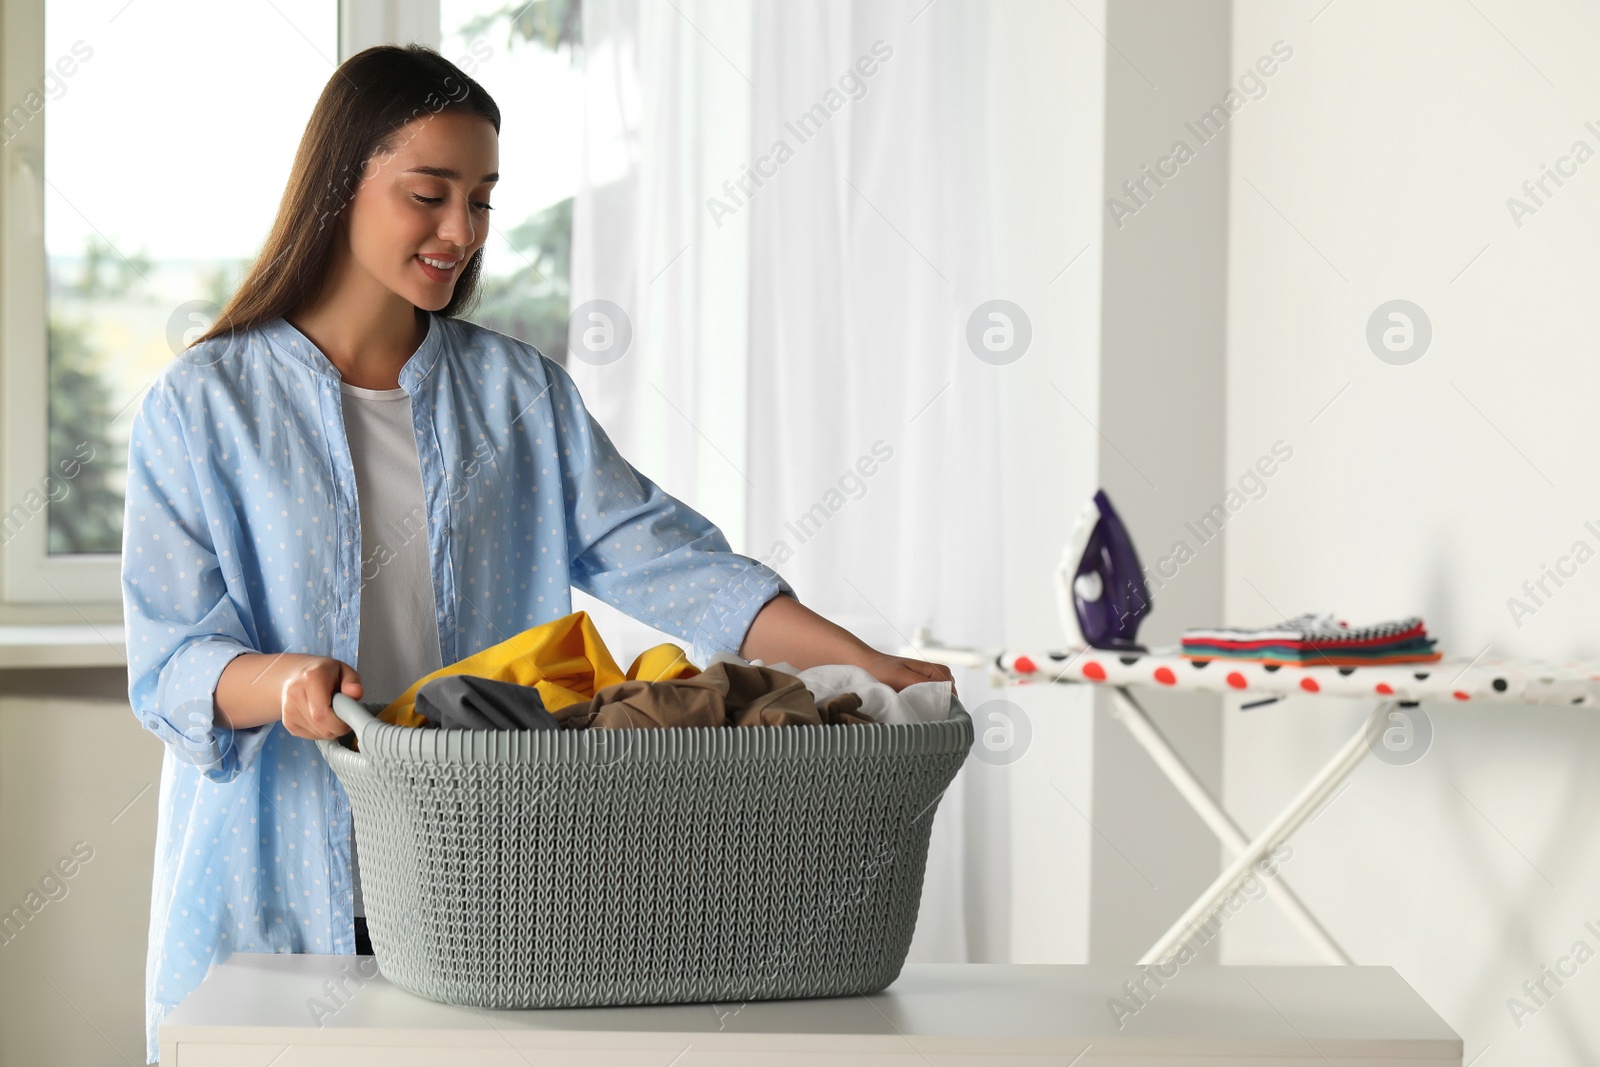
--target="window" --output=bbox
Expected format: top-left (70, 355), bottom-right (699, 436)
top-left (1, 0), bottom-right (580, 605)
top-left (2, 0), bottom-right (337, 602)
top-left (440, 0), bottom-right (582, 364)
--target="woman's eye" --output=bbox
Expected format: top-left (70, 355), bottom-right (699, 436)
top-left (411, 193), bottom-right (494, 212)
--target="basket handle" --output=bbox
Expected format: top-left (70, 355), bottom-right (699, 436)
top-left (330, 692), bottom-right (380, 751)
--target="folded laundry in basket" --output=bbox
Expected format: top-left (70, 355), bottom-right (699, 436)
top-left (554, 661), bottom-right (878, 730)
top-left (376, 610), bottom-right (701, 728)
top-left (413, 674), bottom-right (560, 731)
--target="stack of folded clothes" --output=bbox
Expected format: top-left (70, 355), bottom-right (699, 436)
top-left (1180, 612), bottom-right (1441, 666)
top-left (356, 610), bottom-right (951, 741)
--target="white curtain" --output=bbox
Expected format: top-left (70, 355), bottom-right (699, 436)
top-left (570, 0), bottom-right (1010, 963)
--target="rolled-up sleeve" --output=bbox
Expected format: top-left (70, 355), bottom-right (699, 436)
top-left (538, 354), bottom-right (797, 666)
top-left (121, 383), bottom-right (267, 782)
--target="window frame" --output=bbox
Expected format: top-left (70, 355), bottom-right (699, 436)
top-left (0, 0), bottom-right (436, 606)
top-left (0, 0), bottom-right (109, 604)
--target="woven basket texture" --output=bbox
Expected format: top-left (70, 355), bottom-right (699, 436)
top-left (318, 694), bottom-right (974, 1007)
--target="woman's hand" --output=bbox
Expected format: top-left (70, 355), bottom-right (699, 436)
top-left (860, 651), bottom-right (958, 696)
top-left (279, 656), bottom-right (365, 740)
top-left (740, 595), bottom-right (960, 698)
top-left (216, 652), bottom-right (363, 734)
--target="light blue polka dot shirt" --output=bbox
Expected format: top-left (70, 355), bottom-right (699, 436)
top-left (120, 310), bottom-right (795, 1063)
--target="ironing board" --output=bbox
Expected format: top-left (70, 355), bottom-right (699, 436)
top-left (901, 628), bottom-right (1600, 966)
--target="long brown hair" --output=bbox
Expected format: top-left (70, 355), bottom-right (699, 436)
top-left (191, 44), bottom-right (501, 348)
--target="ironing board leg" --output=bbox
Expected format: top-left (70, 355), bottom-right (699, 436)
top-left (1133, 698), bottom-right (1393, 968)
top-left (1106, 687), bottom-right (1354, 966)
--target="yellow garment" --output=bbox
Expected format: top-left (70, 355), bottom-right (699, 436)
top-left (377, 610), bottom-right (701, 728)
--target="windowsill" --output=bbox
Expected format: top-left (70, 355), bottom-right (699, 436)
top-left (0, 624), bottom-right (126, 669)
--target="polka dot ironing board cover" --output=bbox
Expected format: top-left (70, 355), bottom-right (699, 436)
top-left (996, 647), bottom-right (1600, 707)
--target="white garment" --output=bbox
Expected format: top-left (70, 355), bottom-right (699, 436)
top-left (724, 652), bottom-right (801, 676)
top-left (797, 664), bottom-right (952, 726)
top-left (340, 380), bottom-right (446, 918)
top-left (709, 652), bottom-right (951, 725)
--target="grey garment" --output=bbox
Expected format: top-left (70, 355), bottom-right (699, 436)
top-left (414, 674), bottom-right (559, 731)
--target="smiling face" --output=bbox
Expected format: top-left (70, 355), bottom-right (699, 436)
top-left (343, 108), bottom-right (499, 311)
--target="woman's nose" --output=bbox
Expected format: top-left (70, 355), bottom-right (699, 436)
top-left (436, 199), bottom-right (477, 246)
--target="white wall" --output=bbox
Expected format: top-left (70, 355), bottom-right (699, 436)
top-left (988, 0), bottom-right (1107, 966)
top-left (1224, 2), bottom-right (1600, 1064)
top-left (0, 671), bottom-right (159, 1065)
top-left (1089, 0), bottom-right (1234, 965)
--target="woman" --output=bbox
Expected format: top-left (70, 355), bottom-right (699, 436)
top-left (121, 43), bottom-right (953, 1063)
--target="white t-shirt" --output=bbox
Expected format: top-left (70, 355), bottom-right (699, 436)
top-left (340, 380), bottom-right (445, 917)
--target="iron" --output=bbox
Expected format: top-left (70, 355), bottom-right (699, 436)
top-left (1055, 489), bottom-right (1153, 651)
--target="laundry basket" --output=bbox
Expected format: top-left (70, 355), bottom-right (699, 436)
top-left (317, 689), bottom-right (973, 1009)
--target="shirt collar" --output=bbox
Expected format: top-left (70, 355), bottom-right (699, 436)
top-left (261, 309), bottom-right (445, 391)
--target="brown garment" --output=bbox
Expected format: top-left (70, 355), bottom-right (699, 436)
top-left (553, 662), bottom-right (877, 729)
top-left (734, 689), bottom-right (876, 727)
top-left (816, 691), bottom-right (876, 726)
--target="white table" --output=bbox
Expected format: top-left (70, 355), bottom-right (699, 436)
top-left (906, 628), bottom-right (1600, 967)
top-left (160, 953), bottom-right (1460, 1065)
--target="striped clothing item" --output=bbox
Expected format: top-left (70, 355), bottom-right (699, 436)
top-left (1181, 612), bottom-right (1439, 665)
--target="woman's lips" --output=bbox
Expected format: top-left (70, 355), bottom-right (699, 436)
top-left (416, 255), bottom-right (458, 283)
